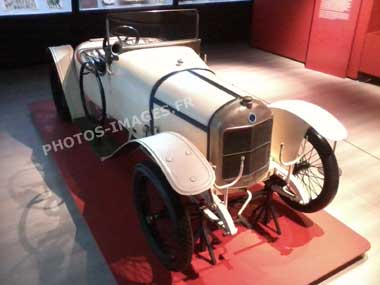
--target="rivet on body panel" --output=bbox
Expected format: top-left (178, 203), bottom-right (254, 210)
top-left (176, 58), bottom-right (184, 66)
top-left (190, 176), bottom-right (197, 182)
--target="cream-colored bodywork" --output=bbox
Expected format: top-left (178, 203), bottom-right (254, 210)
top-left (51, 42), bottom-right (232, 196)
top-left (270, 100), bottom-right (348, 163)
top-left (48, 40), bottom-right (349, 238)
top-left (48, 45), bottom-right (84, 119)
top-left (49, 42), bottom-right (348, 200)
top-left (132, 132), bottom-right (215, 196)
top-left (75, 42), bottom-right (235, 156)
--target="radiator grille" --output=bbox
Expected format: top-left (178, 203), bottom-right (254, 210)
top-left (222, 119), bottom-right (272, 180)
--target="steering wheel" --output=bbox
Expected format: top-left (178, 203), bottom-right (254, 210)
top-left (102, 25), bottom-right (140, 65)
top-left (112, 25), bottom-right (140, 46)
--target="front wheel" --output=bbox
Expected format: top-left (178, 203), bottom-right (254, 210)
top-left (280, 128), bottom-right (339, 213)
top-left (133, 161), bottom-right (194, 271)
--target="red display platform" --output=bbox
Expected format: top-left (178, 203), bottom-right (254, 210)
top-left (30, 100), bottom-right (370, 285)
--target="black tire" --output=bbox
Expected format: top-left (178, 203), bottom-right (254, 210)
top-left (133, 161), bottom-right (193, 271)
top-left (48, 51), bottom-right (72, 122)
top-left (280, 128), bottom-right (339, 213)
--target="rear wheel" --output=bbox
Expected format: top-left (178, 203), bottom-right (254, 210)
top-left (133, 161), bottom-right (193, 271)
top-left (48, 51), bottom-right (71, 122)
top-left (280, 128), bottom-right (339, 213)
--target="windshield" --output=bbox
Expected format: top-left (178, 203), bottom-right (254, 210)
top-left (105, 9), bottom-right (199, 47)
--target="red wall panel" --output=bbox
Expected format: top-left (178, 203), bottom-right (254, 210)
top-left (360, 31), bottom-right (380, 76)
top-left (251, 0), bottom-right (315, 62)
top-left (306, 0), bottom-right (363, 77)
top-left (347, 0), bottom-right (374, 78)
top-left (358, 0), bottom-right (380, 77)
top-left (252, 0), bottom-right (378, 78)
top-left (368, 0), bottom-right (380, 31)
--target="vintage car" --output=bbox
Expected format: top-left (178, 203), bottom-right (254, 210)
top-left (48, 9), bottom-right (347, 271)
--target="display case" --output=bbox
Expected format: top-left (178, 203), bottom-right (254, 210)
top-left (0, 0), bottom-right (72, 16)
top-left (0, 0), bottom-right (250, 67)
top-left (78, 0), bottom-right (250, 12)
top-left (79, 0), bottom-right (172, 12)
top-left (179, 0), bottom-right (249, 5)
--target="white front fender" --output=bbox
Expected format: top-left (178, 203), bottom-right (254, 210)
top-left (133, 132), bottom-right (215, 196)
top-left (48, 45), bottom-right (84, 119)
top-left (270, 100), bottom-right (347, 162)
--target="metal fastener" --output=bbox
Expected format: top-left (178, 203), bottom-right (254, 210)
top-left (190, 176), bottom-right (197, 182)
top-left (176, 58), bottom-right (184, 66)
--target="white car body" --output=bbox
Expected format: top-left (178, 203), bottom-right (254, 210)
top-left (49, 39), bottom-right (347, 236)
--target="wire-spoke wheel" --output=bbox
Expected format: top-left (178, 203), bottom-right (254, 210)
top-left (133, 161), bottom-right (193, 271)
top-left (280, 128), bottom-right (339, 213)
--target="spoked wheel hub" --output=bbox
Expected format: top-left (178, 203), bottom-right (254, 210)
top-left (293, 161), bottom-right (311, 174)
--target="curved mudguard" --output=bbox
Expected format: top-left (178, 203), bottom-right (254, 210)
top-left (48, 45), bottom-right (84, 119)
top-left (270, 100), bottom-right (347, 163)
top-left (130, 132), bottom-right (215, 196)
